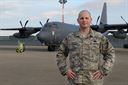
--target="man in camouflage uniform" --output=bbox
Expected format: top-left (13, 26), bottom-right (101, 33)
top-left (56, 10), bottom-right (115, 85)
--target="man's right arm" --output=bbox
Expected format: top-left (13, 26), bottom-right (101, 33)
top-left (56, 37), bottom-right (69, 76)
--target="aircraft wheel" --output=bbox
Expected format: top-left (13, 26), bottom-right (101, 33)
top-left (16, 48), bottom-right (24, 53)
top-left (16, 44), bottom-right (25, 53)
top-left (16, 48), bottom-right (19, 53)
top-left (123, 44), bottom-right (128, 48)
top-left (16, 41), bottom-right (25, 53)
top-left (48, 45), bottom-right (55, 51)
top-left (22, 44), bottom-right (25, 52)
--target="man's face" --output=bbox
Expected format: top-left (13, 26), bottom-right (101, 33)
top-left (77, 11), bottom-right (92, 29)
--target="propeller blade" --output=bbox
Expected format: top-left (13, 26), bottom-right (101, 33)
top-left (24, 20), bottom-right (29, 27)
top-left (46, 18), bottom-right (49, 24)
top-left (96, 16), bottom-right (100, 25)
top-left (121, 16), bottom-right (128, 33)
top-left (20, 21), bottom-right (23, 28)
top-left (121, 16), bottom-right (128, 25)
top-left (39, 21), bottom-right (43, 27)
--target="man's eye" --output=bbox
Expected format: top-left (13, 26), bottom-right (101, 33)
top-left (80, 17), bottom-right (89, 20)
top-left (80, 17), bottom-right (84, 19)
top-left (85, 17), bottom-right (89, 19)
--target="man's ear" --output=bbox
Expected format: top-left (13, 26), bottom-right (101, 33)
top-left (77, 18), bottom-right (79, 23)
top-left (90, 17), bottom-right (92, 21)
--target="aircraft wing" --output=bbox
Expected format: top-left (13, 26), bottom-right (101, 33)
top-left (105, 24), bottom-right (128, 30)
top-left (0, 27), bottom-right (42, 38)
top-left (0, 28), bottom-right (21, 30)
top-left (91, 24), bottom-right (128, 33)
top-left (0, 27), bottom-right (41, 31)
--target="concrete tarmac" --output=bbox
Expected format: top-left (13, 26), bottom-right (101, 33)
top-left (0, 45), bottom-right (128, 85)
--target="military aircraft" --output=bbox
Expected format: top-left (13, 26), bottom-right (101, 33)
top-left (0, 2), bottom-right (128, 53)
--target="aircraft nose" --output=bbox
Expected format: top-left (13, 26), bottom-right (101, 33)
top-left (37, 32), bottom-right (49, 43)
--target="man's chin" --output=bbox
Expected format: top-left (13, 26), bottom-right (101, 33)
top-left (81, 24), bottom-right (89, 27)
top-left (81, 25), bottom-right (89, 28)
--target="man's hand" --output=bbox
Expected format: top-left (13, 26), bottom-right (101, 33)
top-left (66, 69), bottom-right (76, 79)
top-left (93, 70), bottom-right (104, 80)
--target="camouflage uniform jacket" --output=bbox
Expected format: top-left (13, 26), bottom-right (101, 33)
top-left (56, 29), bottom-right (115, 84)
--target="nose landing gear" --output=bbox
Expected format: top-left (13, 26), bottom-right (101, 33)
top-left (16, 40), bottom-right (25, 53)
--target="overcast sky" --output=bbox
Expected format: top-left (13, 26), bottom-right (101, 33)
top-left (0, 0), bottom-right (128, 36)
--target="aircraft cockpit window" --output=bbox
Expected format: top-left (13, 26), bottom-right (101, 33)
top-left (52, 23), bottom-right (58, 29)
top-left (41, 23), bottom-right (58, 31)
top-left (42, 24), bottom-right (51, 31)
top-left (47, 23), bottom-right (58, 30)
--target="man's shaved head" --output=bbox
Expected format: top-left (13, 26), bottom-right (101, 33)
top-left (78, 10), bottom-right (92, 19)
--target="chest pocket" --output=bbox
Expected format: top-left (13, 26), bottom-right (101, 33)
top-left (68, 41), bottom-right (81, 51)
top-left (91, 39), bottom-right (101, 53)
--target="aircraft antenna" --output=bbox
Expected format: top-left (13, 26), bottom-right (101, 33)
top-left (59, 0), bottom-right (67, 23)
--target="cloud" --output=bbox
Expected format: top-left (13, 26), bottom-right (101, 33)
top-left (105, 0), bottom-right (125, 5)
top-left (0, 1), bottom-right (22, 19)
top-left (41, 11), bottom-right (61, 18)
top-left (0, 0), bottom-right (21, 11)
top-left (79, 0), bottom-right (126, 10)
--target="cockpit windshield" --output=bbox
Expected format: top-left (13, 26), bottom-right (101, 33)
top-left (41, 23), bottom-right (58, 31)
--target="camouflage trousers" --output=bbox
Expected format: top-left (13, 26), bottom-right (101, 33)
top-left (68, 79), bottom-right (103, 85)
top-left (68, 70), bottom-right (104, 85)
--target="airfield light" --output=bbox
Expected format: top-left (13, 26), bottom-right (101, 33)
top-left (59, 0), bottom-right (67, 23)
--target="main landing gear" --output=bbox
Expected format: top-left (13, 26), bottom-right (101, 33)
top-left (48, 45), bottom-right (56, 51)
top-left (123, 44), bottom-right (128, 48)
top-left (16, 40), bottom-right (25, 53)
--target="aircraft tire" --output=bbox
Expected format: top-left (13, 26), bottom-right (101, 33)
top-left (16, 48), bottom-right (19, 53)
top-left (16, 48), bottom-right (23, 53)
top-left (123, 44), bottom-right (128, 48)
top-left (48, 45), bottom-right (55, 51)
top-left (23, 44), bottom-right (25, 52)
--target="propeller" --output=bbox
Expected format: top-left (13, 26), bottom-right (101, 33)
top-left (39, 18), bottom-right (50, 28)
top-left (18, 20), bottom-right (29, 36)
top-left (19, 20), bottom-right (29, 28)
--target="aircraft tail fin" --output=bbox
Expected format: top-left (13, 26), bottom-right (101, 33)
top-left (100, 2), bottom-right (107, 25)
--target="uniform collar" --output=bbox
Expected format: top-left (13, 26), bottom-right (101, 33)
top-left (74, 28), bottom-right (94, 38)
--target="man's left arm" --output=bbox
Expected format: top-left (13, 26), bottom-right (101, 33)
top-left (100, 36), bottom-right (115, 76)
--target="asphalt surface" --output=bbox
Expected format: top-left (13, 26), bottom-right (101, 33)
top-left (0, 45), bottom-right (128, 85)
